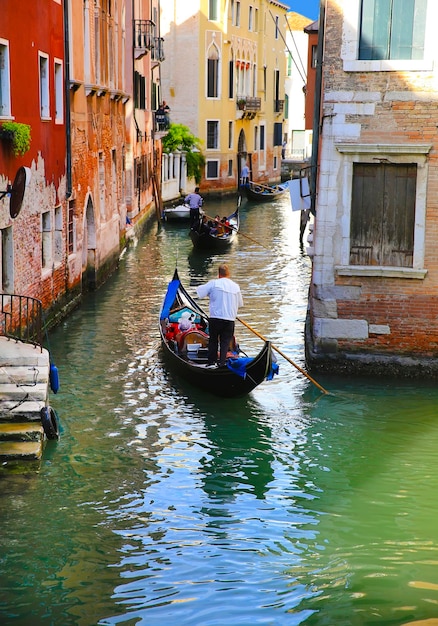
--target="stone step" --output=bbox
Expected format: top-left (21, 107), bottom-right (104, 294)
top-left (0, 337), bottom-right (50, 368)
top-left (0, 422), bottom-right (43, 442)
top-left (0, 365), bottom-right (49, 385)
top-left (0, 400), bottom-right (46, 422)
top-left (0, 382), bottom-right (48, 402)
top-left (0, 441), bottom-right (43, 460)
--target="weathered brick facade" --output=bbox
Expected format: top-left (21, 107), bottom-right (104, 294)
top-left (1, 1), bottom-right (163, 330)
top-left (306, 0), bottom-right (438, 377)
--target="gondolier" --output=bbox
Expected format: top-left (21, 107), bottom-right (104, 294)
top-left (196, 264), bottom-right (243, 368)
top-left (185, 187), bottom-right (203, 229)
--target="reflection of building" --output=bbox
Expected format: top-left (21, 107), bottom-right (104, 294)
top-left (0, 1), bottom-right (67, 311)
top-left (307, 0), bottom-right (438, 377)
top-left (160, 0), bottom-right (288, 194)
top-left (284, 12), bottom-right (313, 160)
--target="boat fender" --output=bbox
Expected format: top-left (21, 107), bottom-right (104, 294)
top-left (40, 406), bottom-right (60, 440)
top-left (49, 362), bottom-right (60, 394)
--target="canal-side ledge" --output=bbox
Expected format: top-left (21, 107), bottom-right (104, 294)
top-left (0, 337), bottom-right (50, 461)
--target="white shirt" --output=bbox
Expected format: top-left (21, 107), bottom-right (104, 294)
top-left (197, 277), bottom-right (243, 321)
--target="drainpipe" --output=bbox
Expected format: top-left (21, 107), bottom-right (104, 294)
top-left (63, 0), bottom-right (72, 199)
top-left (310, 0), bottom-right (326, 216)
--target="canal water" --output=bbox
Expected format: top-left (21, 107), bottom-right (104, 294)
top-left (1, 195), bottom-right (438, 626)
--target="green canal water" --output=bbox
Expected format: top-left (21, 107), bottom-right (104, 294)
top-left (1, 196), bottom-right (438, 625)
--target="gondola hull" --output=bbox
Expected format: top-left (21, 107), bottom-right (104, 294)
top-left (189, 209), bottom-right (239, 250)
top-left (244, 181), bottom-right (289, 202)
top-left (163, 203), bottom-right (205, 221)
top-left (159, 269), bottom-right (276, 397)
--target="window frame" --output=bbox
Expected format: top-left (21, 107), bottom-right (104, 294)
top-left (207, 44), bottom-right (220, 99)
top-left (335, 142), bottom-right (431, 279)
top-left (206, 120), bottom-right (219, 150)
top-left (208, 0), bottom-right (218, 22)
top-left (342, 0), bottom-right (435, 72)
top-left (0, 40), bottom-right (11, 118)
top-left (206, 159), bottom-right (220, 179)
top-left (54, 58), bottom-right (64, 124)
top-left (39, 52), bottom-right (50, 119)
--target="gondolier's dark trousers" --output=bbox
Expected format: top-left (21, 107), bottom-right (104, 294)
top-left (208, 318), bottom-right (234, 366)
top-left (189, 208), bottom-right (200, 229)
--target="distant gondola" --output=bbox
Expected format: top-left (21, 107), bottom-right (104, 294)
top-left (244, 180), bottom-right (289, 202)
top-left (163, 202), bottom-right (205, 221)
top-left (159, 269), bottom-right (277, 397)
top-left (189, 208), bottom-right (239, 250)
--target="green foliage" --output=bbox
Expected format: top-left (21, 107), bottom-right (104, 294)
top-left (0, 121), bottom-right (32, 156)
top-left (161, 123), bottom-right (205, 184)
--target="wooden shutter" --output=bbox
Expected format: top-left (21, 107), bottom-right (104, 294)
top-left (350, 163), bottom-right (416, 266)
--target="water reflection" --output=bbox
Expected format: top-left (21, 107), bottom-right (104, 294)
top-left (4, 198), bottom-right (438, 625)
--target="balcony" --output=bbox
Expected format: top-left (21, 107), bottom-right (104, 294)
top-left (154, 111), bottom-right (170, 134)
top-left (236, 97), bottom-right (261, 120)
top-left (152, 37), bottom-right (165, 63)
top-left (274, 99), bottom-right (285, 114)
top-left (134, 20), bottom-right (155, 59)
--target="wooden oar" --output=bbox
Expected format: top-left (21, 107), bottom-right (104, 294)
top-left (249, 181), bottom-right (277, 192)
top-left (204, 213), bottom-right (271, 250)
top-left (237, 316), bottom-right (330, 395)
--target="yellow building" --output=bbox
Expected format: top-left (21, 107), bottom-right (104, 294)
top-left (160, 0), bottom-right (288, 195)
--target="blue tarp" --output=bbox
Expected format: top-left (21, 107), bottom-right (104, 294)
top-left (160, 279), bottom-right (180, 320)
top-left (226, 357), bottom-right (279, 380)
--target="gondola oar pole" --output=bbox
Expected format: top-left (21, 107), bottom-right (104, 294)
top-left (237, 316), bottom-right (330, 395)
top-left (204, 213), bottom-right (271, 250)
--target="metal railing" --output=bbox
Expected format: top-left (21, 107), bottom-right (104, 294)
top-left (274, 99), bottom-right (285, 113)
top-left (152, 37), bottom-right (165, 62)
top-left (134, 20), bottom-right (155, 51)
top-left (236, 96), bottom-right (261, 112)
top-left (0, 293), bottom-right (43, 351)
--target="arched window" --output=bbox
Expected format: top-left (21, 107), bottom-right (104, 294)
top-left (207, 44), bottom-right (220, 98)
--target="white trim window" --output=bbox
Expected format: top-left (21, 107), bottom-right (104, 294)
top-left (39, 53), bottom-right (50, 119)
top-left (54, 59), bottom-right (64, 124)
top-left (207, 120), bottom-right (219, 150)
top-left (335, 143), bottom-right (431, 278)
top-left (207, 44), bottom-right (220, 98)
top-left (343, 0), bottom-right (435, 72)
top-left (42, 210), bottom-right (53, 270)
top-left (0, 40), bottom-right (11, 117)
top-left (206, 160), bottom-right (219, 179)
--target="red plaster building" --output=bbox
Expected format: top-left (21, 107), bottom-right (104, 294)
top-left (306, 0), bottom-right (438, 377)
top-left (0, 1), bottom-right (69, 315)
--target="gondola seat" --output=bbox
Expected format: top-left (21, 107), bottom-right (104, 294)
top-left (178, 329), bottom-right (209, 352)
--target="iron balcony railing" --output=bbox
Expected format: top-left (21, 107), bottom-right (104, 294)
top-left (0, 293), bottom-right (43, 351)
top-left (236, 96), bottom-right (261, 112)
top-left (274, 99), bottom-right (285, 113)
top-left (152, 37), bottom-right (165, 62)
top-left (134, 19), bottom-right (155, 55)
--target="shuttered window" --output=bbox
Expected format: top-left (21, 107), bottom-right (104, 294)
top-left (350, 163), bottom-right (416, 267)
top-left (359, 0), bottom-right (427, 60)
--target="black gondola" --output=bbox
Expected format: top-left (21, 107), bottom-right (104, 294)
top-left (189, 208), bottom-right (239, 250)
top-left (159, 269), bottom-right (277, 397)
top-left (244, 180), bottom-right (289, 202)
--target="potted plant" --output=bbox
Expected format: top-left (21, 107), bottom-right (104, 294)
top-left (237, 98), bottom-right (246, 110)
top-left (0, 121), bottom-right (32, 157)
